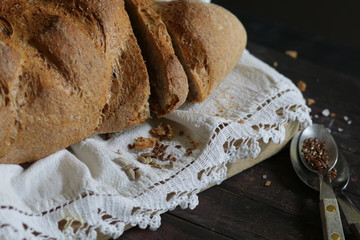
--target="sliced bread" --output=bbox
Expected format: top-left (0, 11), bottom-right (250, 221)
top-left (125, 0), bottom-right (188, 117)
top-left (154, 0), bottom-right (247, 102)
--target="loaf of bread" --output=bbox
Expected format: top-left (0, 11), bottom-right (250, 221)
top-left (0, 0), bottom-right (246, 164)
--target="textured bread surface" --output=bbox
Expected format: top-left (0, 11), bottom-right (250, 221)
top-left (0, 0), bottom-right (247, 164)
top-left (0, 0), bottom-right (149, 164)
top-left (96, 0), bottom-right (150, 133)
top-left (125, 0), bottom-right (188, 117)
top-left (154, 0), bottom-right (247, 102)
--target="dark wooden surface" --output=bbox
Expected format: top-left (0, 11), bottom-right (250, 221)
top-left (120, 4), bottom-right (360, 240)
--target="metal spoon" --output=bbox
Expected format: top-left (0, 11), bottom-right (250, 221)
top-left (292, 130), bottom-right (360, 239)
top-left (290, 129), bottom-right (345, 240)
top-left (298, 124), bottom-right (338, 175)
top-left (335, 154), bottom-right (360, 240)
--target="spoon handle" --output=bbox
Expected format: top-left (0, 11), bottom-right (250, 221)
top-left (320, 198), bottom-right (345, 240)
top-left (337, 193), bottom-right (360, 240)
top-left (320, 177), bottom-right (345, 240)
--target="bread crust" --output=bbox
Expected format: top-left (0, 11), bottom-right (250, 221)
top-left (125, 0), bottom-right (188, 117)
top-left (0, 0), bottom-right (150, 163)
top-left (154, 0), bottom-right (247, 102)
top-left (0, 0), bottom-right (247, 164)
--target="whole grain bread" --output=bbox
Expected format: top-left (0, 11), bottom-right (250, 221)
top-left (0, 0), bottom-right (247, 164)
top-left (153, 0), bottom-right (247, 102)
top-left (96, 0), bottom-right (150, 133)
top-left (0, 0), bottom-right (149, 164)
top-left (125, 0), bottom-right (188, 117)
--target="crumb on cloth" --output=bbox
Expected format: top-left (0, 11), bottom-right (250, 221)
top-left (150, 122), bottom-right (174, 141)
top-left (129, 137), bottom-right (158, 150)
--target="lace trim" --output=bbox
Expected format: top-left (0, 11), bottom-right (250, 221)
top-left (0, 88), bottom-right (311, 240)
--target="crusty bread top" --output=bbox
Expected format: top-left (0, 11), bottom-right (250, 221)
top-left (0, 0), bottom-right (247, 164)
top-left (154, 0), bottom-right (247, 102)
top-left (0, 0), bottom-right (149, 163)
top-left (125, 0), bottom-right (188, 117)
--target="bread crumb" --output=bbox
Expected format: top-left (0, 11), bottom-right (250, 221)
top-left (215, 113), bottom-right (225, 118)
top-left (338, 128), bottom-right (343, 132)
top-left (307, 98), bottom-right (315, 106)
top-left (264, 180), bottom-right (272, 187)
top-left (285, 50), bottom-right (298, 59)
top-left (344, 116), bottom-right (349, 121)
top-left (330, 113), bottom-right (336, 117)
top-left (150, 122), bottom-right (174, 141)
top-left (273, 61), bottom-right (278, 67)
top-left (131, 137), bottom-right (158, 150)
top-left (297, 80), bottom-right (307, 92)
top-left (238, 120), bottom-right (245, 124)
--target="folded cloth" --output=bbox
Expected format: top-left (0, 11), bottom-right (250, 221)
top-left (0, 49), bottom-right (311, 240)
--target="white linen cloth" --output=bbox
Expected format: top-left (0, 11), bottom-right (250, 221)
top-left (0, 49), bottom-right (311, 240)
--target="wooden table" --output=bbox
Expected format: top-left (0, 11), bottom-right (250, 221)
top-left (120, 4), bottom-right (360, 240)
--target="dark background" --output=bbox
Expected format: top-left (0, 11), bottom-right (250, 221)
top-left (212, 0), bottom-right (360, 78)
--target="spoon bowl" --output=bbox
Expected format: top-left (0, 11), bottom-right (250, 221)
top-left (298, 124), bottom-right (338, 175)
top-left (290, 130), bottom-right (349, 191)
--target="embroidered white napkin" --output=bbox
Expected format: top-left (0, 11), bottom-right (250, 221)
top-left (0, 49), bottom-right (311, 240)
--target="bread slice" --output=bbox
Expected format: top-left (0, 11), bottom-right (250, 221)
top-left (124, 0), bottom-right (188, 117)
top-left (96, 0), bottom-right (151, 133)
top-left (153, 0), bottom-right (247, 102)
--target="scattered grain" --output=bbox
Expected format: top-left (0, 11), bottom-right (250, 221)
top-left (185, 148), bottom-right (193, 157)
top-left (137, 156), bottom-right (147, 164)
top-left (285, 50), bottom-right (298, 59)
top-left (273, 61), bottom-right (278, 67)
top-left (125, 168), bottom-right (135, 181)
top-left (123, 164), bottom-right (134, 171)
top-left (297, 80), bottom-right (307, 92)
top-left (131, 137), bottom-right (158, 150)
top-left (134, 168), bottom-right (142, 180)
top-left (328, 168), bottom-right (337, 181)
top-left (140, 153), bottom-right (153, 158)
top-left (150, 122), bottom-right (174, 141)
top-left (264, 180), bottom-right (272, 187)
top-left (307, 98), bottom-right (315, 106)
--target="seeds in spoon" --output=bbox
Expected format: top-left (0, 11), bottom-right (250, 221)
top-left (301, 138), bottom-right (337, 180)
